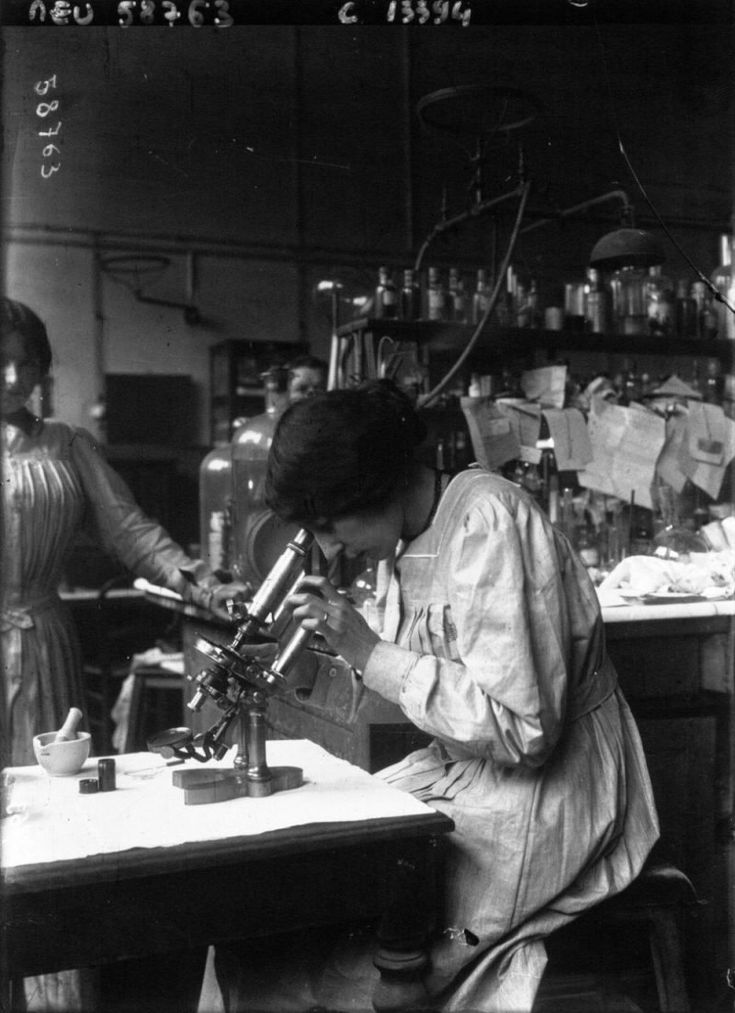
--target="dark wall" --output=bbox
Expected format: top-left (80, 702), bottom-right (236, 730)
top-left (4, 22), bottom-right (732, 268)
top-left (2, 19), bottom-right (733, 446)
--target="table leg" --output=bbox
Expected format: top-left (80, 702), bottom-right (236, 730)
top-left (372, 841), bottom-right (441, 1013)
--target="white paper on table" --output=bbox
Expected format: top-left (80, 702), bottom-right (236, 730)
top-left (1, 740), bottom-right (434, 870)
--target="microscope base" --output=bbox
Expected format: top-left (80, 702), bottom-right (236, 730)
top-left (172, 765), bottom-right (303, 805)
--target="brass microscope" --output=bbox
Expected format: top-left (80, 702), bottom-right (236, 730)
top-left (148, 528), bottom-right (326, 805)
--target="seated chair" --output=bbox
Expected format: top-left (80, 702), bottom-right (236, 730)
top-left (534, 861), bottom-right (701, 1013)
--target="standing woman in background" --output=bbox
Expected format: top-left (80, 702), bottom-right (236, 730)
top-left (0, 296), bottom-right (246, 1010)
top-left (0, 296), bottom-right (245, 768)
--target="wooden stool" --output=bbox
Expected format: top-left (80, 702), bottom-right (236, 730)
top-left (535, 863), bottom-right (699, 1013)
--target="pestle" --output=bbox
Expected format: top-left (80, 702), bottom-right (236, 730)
top-left (54, 707), bottom-right (83, 743)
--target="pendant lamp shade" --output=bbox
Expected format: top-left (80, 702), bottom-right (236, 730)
top-left (589, 228), bottom-right (665, 271)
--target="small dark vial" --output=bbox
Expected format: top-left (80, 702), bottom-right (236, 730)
top-left (98, 758), bottom-right (117, 792)
top-left (79, 778), bottom-right (99, 794)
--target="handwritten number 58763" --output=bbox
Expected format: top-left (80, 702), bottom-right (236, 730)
top-left (34, 76), bottom-right (61, 179)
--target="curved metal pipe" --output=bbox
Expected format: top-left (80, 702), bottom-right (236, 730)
top-left (519, 189), bottom-right (633, 235)
top-left (413, 184), bottom-right (527, 276)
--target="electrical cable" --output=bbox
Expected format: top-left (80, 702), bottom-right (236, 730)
top-left (615, 139), bottom-right (734, 315)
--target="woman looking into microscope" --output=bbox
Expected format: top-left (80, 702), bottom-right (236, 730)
top-left (205, 378), bottom-right (659, 1013)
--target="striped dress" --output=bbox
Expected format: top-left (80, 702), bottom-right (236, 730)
top-left (1, 416), bottom-right (213, 766)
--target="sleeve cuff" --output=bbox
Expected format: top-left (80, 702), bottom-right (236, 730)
top-left (361, 640), bottom-right (418, 705)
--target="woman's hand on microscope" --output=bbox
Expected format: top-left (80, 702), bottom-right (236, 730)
top-left (287, 575), bottom-right (380, 674)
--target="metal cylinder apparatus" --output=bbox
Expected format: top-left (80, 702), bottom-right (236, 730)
top-left (232, 528), bottom-right (314, 648)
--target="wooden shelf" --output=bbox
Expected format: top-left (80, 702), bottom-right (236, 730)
top-left (336, 317), bottom-right (733, 363)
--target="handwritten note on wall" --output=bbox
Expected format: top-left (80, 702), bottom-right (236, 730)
top-left (577, 397), bottom-right (666, 510)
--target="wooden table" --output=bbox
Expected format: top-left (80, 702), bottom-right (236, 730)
top-left (1, 741), bottom-right (452, 1011)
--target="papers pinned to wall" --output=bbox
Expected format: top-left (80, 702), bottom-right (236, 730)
top-left (495, 400), bottom-right (542, 448)
top-left (577, 396), bottom-right (666, 510)
top-left (678, 402), bottom-right (735, 499)
top-left (520, 365), bottom-right (567, 409)
top-left (542, 408), bottom-right (593, 471)
top-left (460, 397), bottom-right (520, 470)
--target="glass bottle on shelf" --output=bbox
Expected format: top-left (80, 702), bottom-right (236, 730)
top-left (559, 487), bottom-right (576, 542)
top-left (674, 279), bottom-right (697, 339)
top-left (603, 499), bottom-right (625, 570)
top-left (199, 441), bottom-right (234, 576)
top-left (691, 281), bottom-right (718, 340)
top-left (448, 268), bottom-right (468, 324)
top-left (689, 359), bottom-right (704, 399)
top-left (621, 358), bottom-right (641, 404)
top-left (563, 280), bottom-right (586, 332)
top-left (710, 233), bottom-right (735, 339)
top-left (527, 279), bottom-right (541, 329)
top-left (629, 506), bottom-right (653, 556)
top-left (704, 357), bottom-right (723, 404)
top-left (400, 268), bottom-right (421, 320)
top-left (471, 269), bottom-right (492, 324)
top-left (584, 267), bottom-right (611, 335)
top-left (610, 265), bottom-right (648, 335)
top-left (515, 279), bottom-right (539, 329)
top-left (426, 267), bottom-right (447, 321)
top-left (574, 505), bottom-right (600, 570)
top-left (538, 442), bottom-right (558, 520)
top-left (493, 267), bottom-right (514, 327)
top-left (374, 266), bottom-right (398, 319)
top-left (646, 264), bottom-right (675, 337)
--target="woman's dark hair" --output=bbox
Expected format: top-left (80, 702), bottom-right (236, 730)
top-left (265, 380), bottom-right (427, 524)
top-left (0, 298), bottom-right (52, 377)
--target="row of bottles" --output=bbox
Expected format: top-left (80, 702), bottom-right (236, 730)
top-left (606, 264), bottom-right (719, 339)
top-left (442, 356), bottom-right (730, 414)
top-left (370, 233), bottom-right (735, 339)
top-left (613, 357), bottom-right (724, 406)
top-left (562, 232), bottom-right (735, 340)
top-left (506, 458), bottom-right (632, 574)
top-left (372, 264), bottom-right (538, 327)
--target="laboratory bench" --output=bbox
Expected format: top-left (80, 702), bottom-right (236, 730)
top-left (1, 741), bottom-right (452, 1012)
